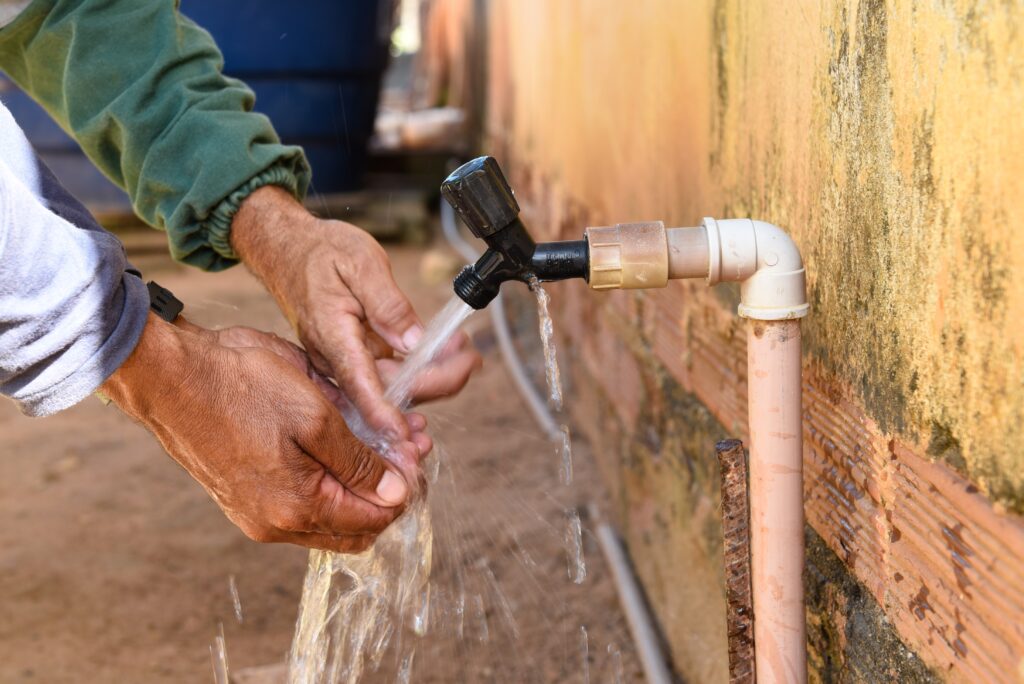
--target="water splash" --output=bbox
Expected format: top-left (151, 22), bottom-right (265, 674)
top-left (480, 561), bottom-right (520, 640)
top-left (288, 480), bottom-right (437, 683)
top-left (565, 509), bottom-right (587, 584)
top-left (529, 277), bottom-right (563, 411)
top-left (228, 575), bottom-right (243, 624)
top-left (287, 297), bottom-right (474, 684)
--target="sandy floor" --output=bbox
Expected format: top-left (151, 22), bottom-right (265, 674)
top-left (0, 231), bottom-right (641, 683)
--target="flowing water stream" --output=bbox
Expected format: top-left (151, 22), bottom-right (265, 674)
top-left (530, 279), bottom-right (563, 412)
top-left (529, 277), bottom-right (586, 587)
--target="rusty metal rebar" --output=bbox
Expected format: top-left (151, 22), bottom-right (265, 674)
top-left (717, 438), bottom-right (756, 684)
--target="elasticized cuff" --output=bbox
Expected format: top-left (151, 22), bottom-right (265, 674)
top-left (204, 164), bottom-right (302, 261)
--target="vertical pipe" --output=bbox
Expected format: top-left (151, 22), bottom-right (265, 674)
top-left (747, 319), bottom-right (806, 683)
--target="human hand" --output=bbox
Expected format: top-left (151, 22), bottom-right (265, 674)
top-left (101, 313), bottom-right (427, 553)
top-left (229, 186), bottom-right (480, 442)
top-left (189, 322), bottom-right (439, 449)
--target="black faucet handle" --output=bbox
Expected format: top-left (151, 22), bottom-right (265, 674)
top-left (441, 156), bottom-right (521, 238)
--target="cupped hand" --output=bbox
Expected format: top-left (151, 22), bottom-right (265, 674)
top-left (229, 186), bottom-right (480, 442)
top-left (102, 314), bottom-right (425, 553)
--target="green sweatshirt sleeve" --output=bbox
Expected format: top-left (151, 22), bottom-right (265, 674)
top-left (0, 0), bottom-right (312, 271)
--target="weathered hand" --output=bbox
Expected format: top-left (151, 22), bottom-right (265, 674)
top-left (192, 322), bottom-right (434, 453)
top-left (230, 186), bottom-right (480, 442)
top-left (101, 314), bottom-right (425, 553)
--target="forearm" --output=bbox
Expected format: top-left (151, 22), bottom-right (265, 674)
top-left (100, 314), bottom-right (185, 419)
top-left (0, 0), bottom-right (310, 271)
top-left (229, 185), bottom-right (315, 319)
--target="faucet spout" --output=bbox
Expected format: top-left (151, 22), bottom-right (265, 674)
top-left (443, 157), bottom-right (588, 309)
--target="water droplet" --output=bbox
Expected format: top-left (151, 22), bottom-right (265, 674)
top-left (473, 593), bottom-right (490, 643)
top-left (565, 509), bottom-right (587, 584)
top-left (210, 622), bottom-right (229, 684)
top-left (580, 625), bottom-right (590, 684)
top-left (607, 643), bottom-right (623, 683)
top-left (228, 575), bottom-right (243, 624)
top-left (558, 424), bottom-right (574, 485)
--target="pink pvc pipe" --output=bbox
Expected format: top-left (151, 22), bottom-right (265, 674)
top-left (747, 319), bottom-right (807, 683)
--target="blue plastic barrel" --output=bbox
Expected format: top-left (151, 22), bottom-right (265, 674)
top-left (0, 0), bottom-right (392, 209)
top-left (180, 0), bottom-right (394, 193)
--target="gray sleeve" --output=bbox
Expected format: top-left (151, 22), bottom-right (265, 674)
top-left (0, 110), bottom-right (149, 417)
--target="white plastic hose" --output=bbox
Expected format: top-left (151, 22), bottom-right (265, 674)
top-left (595, 523), bottom-right (674, 684)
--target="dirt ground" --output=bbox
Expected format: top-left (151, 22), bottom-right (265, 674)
top-left (0, 228), bottom-right (642, 683)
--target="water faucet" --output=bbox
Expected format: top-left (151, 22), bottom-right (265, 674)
top-left (441, 156), bottom-right (589, 309)
top-left (442, 156), bottom-right (719, 310)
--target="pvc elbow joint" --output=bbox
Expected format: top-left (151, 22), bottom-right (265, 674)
top-left (703, 217), bottom-right (809, 320)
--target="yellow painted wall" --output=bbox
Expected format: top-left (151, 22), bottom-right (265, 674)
top-left (479, 0), bottom-right (1024, 679)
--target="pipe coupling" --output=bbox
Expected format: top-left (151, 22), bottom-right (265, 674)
top-left (586, 222), bottom-right (669, 290)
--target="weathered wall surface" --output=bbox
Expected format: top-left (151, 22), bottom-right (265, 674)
top-left (474, 0), bottom-right (1024, 681)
